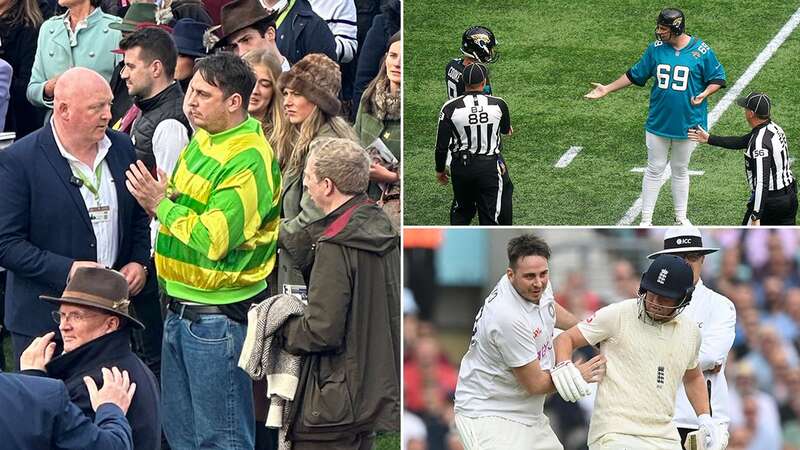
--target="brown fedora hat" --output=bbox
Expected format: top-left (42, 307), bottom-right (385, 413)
top-left (40, 267), bottom-right (145, 329)
top-left (219, 0), bottom-right (278, 43)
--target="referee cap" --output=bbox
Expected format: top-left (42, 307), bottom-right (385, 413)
top-left (647, 225), bottom-right (719, 259)
top-left (736, 92), bottom-right (771, 117)
top-left (463, 63), bottom-right (488, 86)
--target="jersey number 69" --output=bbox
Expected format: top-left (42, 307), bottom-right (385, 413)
top-left (656, 64), bottom-right (690, 91)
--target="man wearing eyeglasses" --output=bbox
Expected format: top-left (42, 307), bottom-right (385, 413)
top-left (648, 226), bottom-right (737, 450)
top-left (18, 267), bottom-right (160, 450)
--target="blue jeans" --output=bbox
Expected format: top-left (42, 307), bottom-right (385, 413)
top-left (161, 310), bottom-right (255, 449)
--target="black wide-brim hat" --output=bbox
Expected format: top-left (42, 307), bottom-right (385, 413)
top-left (41, 267), bottom-right (145, 329)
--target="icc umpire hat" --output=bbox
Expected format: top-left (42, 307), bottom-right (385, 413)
top-left (647, 225), bottom-right (719, 259)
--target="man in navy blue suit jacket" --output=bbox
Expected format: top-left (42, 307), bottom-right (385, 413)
top-left (0, 67), bottom-right (151, 366)
top-left (0, 368), bottom-right (136, 449)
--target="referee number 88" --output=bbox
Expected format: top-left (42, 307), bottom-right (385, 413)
top-left (469, 112), bottom-right (489, 124)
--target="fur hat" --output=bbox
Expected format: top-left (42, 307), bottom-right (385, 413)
top-left (277, 53), bottom-right (341, 116)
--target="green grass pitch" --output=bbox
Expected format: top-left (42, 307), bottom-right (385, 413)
top-left (403, 0), bottom-right (800, 225)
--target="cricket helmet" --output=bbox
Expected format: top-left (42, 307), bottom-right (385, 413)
top-left (638, 254), bottom-right (694, 323)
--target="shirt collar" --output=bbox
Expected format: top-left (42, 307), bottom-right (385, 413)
top-left (266, 0), bottom-right (288, 11)
top-left (500, 275), bottom-right (552, 312)
top-left (51, 118), bottom-right (112, 171)
top-left (62, 7), bottom-right (97, 46)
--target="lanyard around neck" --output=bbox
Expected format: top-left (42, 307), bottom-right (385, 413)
top-left (275, 0), bottom-right (296, 28)
top-left (71, 162), bottom-right (103, 199)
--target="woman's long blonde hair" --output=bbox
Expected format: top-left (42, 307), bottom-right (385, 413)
top-left (276, 106), bottom-right (357, 177)
top-left (242, 49), bottom-right (287, 154)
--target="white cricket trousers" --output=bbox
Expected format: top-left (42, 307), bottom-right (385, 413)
top-left (454, 414), bottom-right (563, 450)
top-left (589, 433), bottom-right (682, 450)
top-left (640, 131), bottom-right (697, 224)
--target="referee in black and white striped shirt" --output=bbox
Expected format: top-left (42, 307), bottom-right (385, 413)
top-left (435, 63), bottom-right (513, 225)
top-left (689, 92), bottom-right (796, 225)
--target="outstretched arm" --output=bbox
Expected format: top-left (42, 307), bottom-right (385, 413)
top-left (687, 126), bottom-right (750, 150)
top-left (584, 73), bottom-right (633, 99)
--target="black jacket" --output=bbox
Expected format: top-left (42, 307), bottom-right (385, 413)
top-left (276, 0), bottom-right (337, 65)
top-left (0, 19), bottom-right (46, 137)
top-left (352, 0), bottom-right (399, 115)
top-left (24, 329), bottom-right (161, 450)
top-left (132, 82), bottom-right (191, 171)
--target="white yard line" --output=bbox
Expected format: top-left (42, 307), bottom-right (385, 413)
top-left (555, 146), bottom-right (583, 168)
top-left (617, 6), bottom-right (800, 226)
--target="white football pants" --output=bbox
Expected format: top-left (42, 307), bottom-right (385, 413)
top-left (640, 131), bottom-right (697, 224)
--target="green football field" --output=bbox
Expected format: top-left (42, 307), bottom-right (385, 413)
top-left (404, 0), bottom-right (800, 225)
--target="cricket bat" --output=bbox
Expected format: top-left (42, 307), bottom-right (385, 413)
top-left (685, 430), bottom-right (706, 450)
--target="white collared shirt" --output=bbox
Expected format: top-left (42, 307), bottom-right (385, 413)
top-left (454, 275), bottom-right (557, 425)
top-left (52, 120), bottom-right (119, 267)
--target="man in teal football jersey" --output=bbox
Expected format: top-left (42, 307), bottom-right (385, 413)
top-left (585, 8), bottom-right (726, 226)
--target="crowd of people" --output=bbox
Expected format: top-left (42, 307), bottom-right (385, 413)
top-left (0, 0), bottom-right (402, 448)
top-left (403, 229), bottom-right (800, 450)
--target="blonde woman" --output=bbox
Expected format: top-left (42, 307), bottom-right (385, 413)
top-left (275, 53), bottom-right (357, 288)
top-left (242, 48), bottom-right (287, 151)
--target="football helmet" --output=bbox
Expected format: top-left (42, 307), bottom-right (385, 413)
top-left (461, 26), bottom-right (498, 63)
top-left (637, 254), bottom-right (694, 324)
top-left (655, 8), bottom-right (685, 41)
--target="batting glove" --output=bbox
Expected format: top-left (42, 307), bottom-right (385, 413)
top-left (698, 414), bottom-right (721, 450)
top-left (551, 360), bottom-right (590, 402)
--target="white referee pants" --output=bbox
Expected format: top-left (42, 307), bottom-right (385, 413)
top-left (454, 414), bottom-right (563, 450)
top-left (640, 132), bottom-right (697, 224)
top-left (589, 433), bottom-right (681, 450)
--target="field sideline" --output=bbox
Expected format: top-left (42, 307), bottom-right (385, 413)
top-left (403, 0), bottom-right (800, 225)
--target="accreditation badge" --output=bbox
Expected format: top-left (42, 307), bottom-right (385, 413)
top-left (89, 205), bottom-right (111, 223)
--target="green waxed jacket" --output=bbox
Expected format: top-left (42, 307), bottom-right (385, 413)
top-left (281, 194), bottom-right (401, 441)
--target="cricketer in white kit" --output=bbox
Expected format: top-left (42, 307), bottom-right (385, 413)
top-left (554, 254), bottom-right (722, 450)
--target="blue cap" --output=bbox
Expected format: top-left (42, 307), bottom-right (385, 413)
top-left (171, 18), bottom-right (210, 58)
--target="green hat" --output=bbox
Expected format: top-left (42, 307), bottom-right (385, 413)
top-left (109, 3), bottom-right (157, 32)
